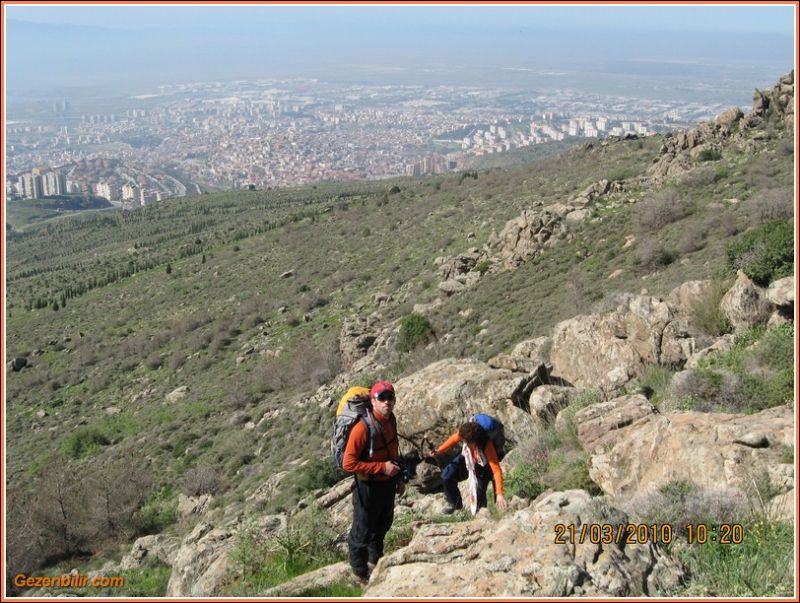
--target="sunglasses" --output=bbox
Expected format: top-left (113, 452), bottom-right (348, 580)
top-left (375, 391), bottom-right (396, 402)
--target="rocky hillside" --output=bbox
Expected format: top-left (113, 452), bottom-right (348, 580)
top-left (7, 73), bottom-right (794, 597)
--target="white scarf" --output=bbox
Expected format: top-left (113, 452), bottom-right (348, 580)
top-left (462, 441), bottom-right (487, 468)
top-left (462, 442), bottom-right (484, 515)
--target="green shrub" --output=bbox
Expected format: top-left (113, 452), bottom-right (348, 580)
top-left (475, 260), bottom-right (491, 275)
top-left (294, 457), bottom-right (343, 495)
top-left (504, 463), bottom-right (547, 500)
top-left (228, 506), bottom-right (342, 594)
top-left (671, 368), bottom-right (743, 413)
top-left (61, 427), bottom-right (110, 459)
top-left (384, 525), bottom-right (413, 553)
top-left (550, 454), bottom-right (602, 494)
top-left (634, 366), bottom-right (675, 407)
top-left (134, 486), bottom-right (178, 534)
top-left (689, 324), bottom-right (794, 412)
top-left (397, 313), bottom-right (434, 353)
top-left (751, 323), bottom-right (794, 372)
top-left (726, 219), bottom-right (793, 286)
top-left (742, 370), bottom-right (794, 411)
top-left (607, 167), bottom-right (639, 182)
top-left (623, 479), bottom-right (748, 540)
top-left (698, 148), bottom-right (723, 162)
top-left (678, 520), bottom-right (793, 596)
top-left (120, 562), bottom-right (171, 596)
top-left (637, 240), bottom-right (677, 272)
top-left (689, 281), bottom-right (732, 336)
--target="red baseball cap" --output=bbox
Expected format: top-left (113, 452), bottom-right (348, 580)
top-left (370, 380), bottom-right (395, 399)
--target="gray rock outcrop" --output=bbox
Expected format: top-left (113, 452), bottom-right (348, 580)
top-left (575, 398), bottom-right (793, 500)
top-left (649, 72), bottom-right (793, 182)
top-left (339, 314), bottom-right (382, 370)
top-left (719, 271), bottom-right (771, 331)
top-left (550, 295), bottom-right (694, 391)
top-left (393, 358), bottom-right (541, 452)
top-left (120, 534), bottom-right (181, 571)
top-left (365, 490), bottom-right (685, 597)
top-left (165, 515), bottom-right (286, 596)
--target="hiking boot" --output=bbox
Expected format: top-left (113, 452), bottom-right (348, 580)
top-left (441, 502), bottom-right (463, 514)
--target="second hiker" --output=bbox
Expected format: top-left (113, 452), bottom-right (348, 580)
top-left (428, 420), bottom-right (507, 514)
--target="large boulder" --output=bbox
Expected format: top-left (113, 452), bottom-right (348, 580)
top-left (766, 276), bottom-right (794, 309)
top-left (719, 271), bottom-right (771, 331)
top-left (437, 249), bottom-right (481, 281)
top-left (529, 386), bottom-right (577, 424)
top-left (165, 386), bottom-right (189, 403)
top-left (750, 71), bottom-right (794, 126)
top-left (575, 399), bottom-right (793, 500)
top-left (485, 208), bottom-right (566, 268)
top-left (165, 522), bottom-right (233, 597)
top-left (487, 337), bottom-right (551, 373)
top-left (437, 279), bottom-right (466, 298)
top-left (716, 106), bottom-right (744, 127)
top-left (365, 490), bottom-right (685, 597)
top-left (393, 358), bottom-right (540, 452)
top-left (9, 356), bottom-right (28, 372)
top-left (339, 314), bottom-right (382, 370)
top-left (177, 494), bottom-right (213, 518)
top-left (165, 515), bottom-right (286, 596)
top-left (119, 534), bottom-right (181, 570)
top-left (574, 394), bottom-right (659, 454)
top-left (666, 280), bottom-right (714, 318)
top-left (550, 295), bottom-right (694, 391)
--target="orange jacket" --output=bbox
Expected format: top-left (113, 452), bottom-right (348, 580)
top-left (342, 411), bottom-right (399, 481)
top-left (436, 432), bottom-right (504, 496)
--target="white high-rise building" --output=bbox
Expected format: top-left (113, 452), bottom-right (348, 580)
top-left (95, 182), bottom-right (116, 200)
top-left (20, 172), bottom-right (42, 199)
top-left (122, 184), bottom-right (138, 200)
top-left (42, 171), bottom-right (66, 196)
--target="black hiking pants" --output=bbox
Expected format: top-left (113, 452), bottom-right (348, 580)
top-left (347, 478), bottom-right (397, 576)
top-left (442, 455), bottom-right (494, 510)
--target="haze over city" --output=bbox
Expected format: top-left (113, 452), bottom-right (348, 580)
top-left (4, 4), bottom-right (796, 199)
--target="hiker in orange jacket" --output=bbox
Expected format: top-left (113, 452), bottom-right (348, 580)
top-left (341, 381), bottom-right (403, 584)
top-left (429, 421), bottom-right (507, 514)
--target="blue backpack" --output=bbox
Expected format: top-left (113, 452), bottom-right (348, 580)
top-left (471, 413), bottom-right (506, 461)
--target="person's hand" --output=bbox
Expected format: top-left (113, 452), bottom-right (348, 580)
top-left (396, 481), bottom-right (406, 496)
top-left (382, 461), bottom-right (400, 476)
top-left (495, 494), bottom-right (508, 512)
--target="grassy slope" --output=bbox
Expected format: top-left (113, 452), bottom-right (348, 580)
top-left (5, 110), bottom-right (794, 593)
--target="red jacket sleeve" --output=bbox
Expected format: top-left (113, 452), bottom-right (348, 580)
top-left (485, 440), bottom-right (504, 496)
top-left (436, 432), bottom-right (461, 454)
top-left (342, 420), bottom-right (383, 475)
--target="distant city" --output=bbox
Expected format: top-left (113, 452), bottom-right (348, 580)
top-left (6, 78), bottom-right (742, 208)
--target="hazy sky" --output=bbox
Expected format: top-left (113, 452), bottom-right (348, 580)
top-left (5, 5), bottom-right (796, 33)
top-left (5, 4), bottom-right (796, 95)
